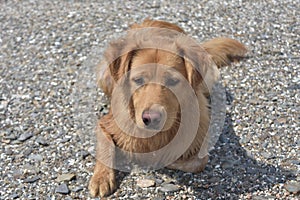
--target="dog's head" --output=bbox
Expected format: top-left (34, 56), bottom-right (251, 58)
top-left (128, 48), bottom-right (204, 131)
top-left (99, 20), bottom-right (247, 132)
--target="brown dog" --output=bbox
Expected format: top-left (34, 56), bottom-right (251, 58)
top-left (89, 19), bottom-right (247, 197)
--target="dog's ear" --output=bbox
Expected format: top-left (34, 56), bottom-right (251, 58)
top-left (178, 40), bottom-right (212, 88)
top-left (98, 40), bottom-right (136, 96)
top-left (201, 38), bottom-right (247, 68)
top-left (97, 61), bottom-right (114, 96)
top-left (108, 50), bottom-right (135, 82)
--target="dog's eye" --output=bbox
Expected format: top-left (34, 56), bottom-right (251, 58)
top-left (165, 78), bottom-right (179, 86)
top-left (133, 77), bottom-right (144, 85)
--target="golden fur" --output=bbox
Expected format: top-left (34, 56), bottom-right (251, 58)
top-left (89, 19), bottom-right (247, 197)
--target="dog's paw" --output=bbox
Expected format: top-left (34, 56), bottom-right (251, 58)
top-left (89, 168), bottom-right (116, 197)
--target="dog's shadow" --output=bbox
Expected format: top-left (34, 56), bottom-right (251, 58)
top-left (108, 88), bottom-right (296, 199)
top-left (154, 89), bottom-right (296, 198)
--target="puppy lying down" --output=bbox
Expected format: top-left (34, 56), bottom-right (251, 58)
top-left (89, 19), bottom-right (247, 197)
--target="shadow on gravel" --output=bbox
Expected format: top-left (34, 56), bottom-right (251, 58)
top-left (97, 87), bottom-right (296, 199)
top-left (156, 89), bottom-right (296, 199)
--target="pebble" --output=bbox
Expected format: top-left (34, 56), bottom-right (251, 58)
top-left (23, 164), bottom-right (40, 175)
top-left (159, 183), bottom-right (180, 192)
top-left (261, 152), bottom-right (274, 159)
top-left (239, 136), bottom-right (251, 144)
top-left (18, 132), bottom-right (33, 142)
top-left (23, 176), bottom-right (40, 183)
top-left (221, 160), bottom-right (234, 169)
top-left (28, 154), bottom-right (43, 161)
top-left (284, 181), bottom-right (300, 194)
top-left (136, 179), bottom-right (156, 188)
top-left (79, 150), bottom-right (89, 159)
top-left (5, 148), bottom-right (13, 155)
top-left (36, 136), bottom-right (49, 146)
top-left (9, 193), bottom-right (19, 199)
top-left (56, 173), bottom-right (76, 182)
top-left (155, 179), bottom-right (164, 185)
top-left (23, 148), bottom-right (33, 156)
top-left (72, 186), bottom-right (83, 192)
top-left (55, 183), bottom-right (70, 194)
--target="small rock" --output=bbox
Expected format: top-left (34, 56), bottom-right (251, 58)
top-left (136, 179), bottom-right (156, 188)
top-left (152, 198), bottom-right (164, 200)
top-left (221, 160), bottom-right (234, 169)
top-left (18, 132), bottom-right (33, 142)
top-left (276, 118), bottom-right (287, 124)
top-left (36, 136), bottom-right (49, 146)
top-left (79, 150), bottom-right (89, 159)
top-left (244, 148), bottom-right (255, 159)
top-left (72, 186), bottom-right (83, 192)
top-left (55, 183), bottom-right (70, 194)
top-left (208, 176), bottom-right (220, 182)
top-left (289, 160), bottom-right (300, 165)
top-left (159, 183), bottom-right (180, 192)
top-left (23, 164), bottom-right (39, 175)
top-left (261, 152), bottom-right (273, 159)
top-left (5, 133), bottom-right (17, 140)
top-left (255, 117), bottom-right (262, 123)
top-left (61, 136), bottom-right (72, 143)
top-left (13, 170), bottom-right (22, 179)
top-left (9, 193), bottom-right (19, 199)
top-left (155, 179), bottom-right (164, 185)
top-left (249, 99), bottom-right (259, 105)
top-left (56, 173), bottom-right (76, 182)
top-left (239, 136), bottom-right (250, 144)
top-left (284, 180), bottom-right (300, 194)
top-left (23, 148), bottom-right (33, 156)
top-left (28, 154), bottom-right (43, 161)
top-left (23, 176), bottom-right (40, 183)
top-left (87, 146), bottom-right (95, 157)
top-left (1, 138), bottom-right (10, 144)
top-left (5, 148), bottom-right (13, 155)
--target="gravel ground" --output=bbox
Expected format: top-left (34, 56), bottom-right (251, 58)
top-left (1, 0), bottom-right (299, 199)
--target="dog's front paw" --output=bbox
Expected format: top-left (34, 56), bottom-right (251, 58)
top-left (89, 166), bottom-right (116, 197)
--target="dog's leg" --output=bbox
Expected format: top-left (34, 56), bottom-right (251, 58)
top-left (89, 125), bottom-right (116, 197)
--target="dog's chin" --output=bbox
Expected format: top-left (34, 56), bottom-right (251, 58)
top-left (136, 120), bottom-right (175, 132)
top-left (135, 120), bottom-right (164, 131)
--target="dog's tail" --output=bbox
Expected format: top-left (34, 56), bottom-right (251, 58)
top-left (201, 38), bottom-right (247, 68)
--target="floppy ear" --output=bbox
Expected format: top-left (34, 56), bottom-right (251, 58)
top-left (108, 50), bottom-right (135, 82)
top-left (97, 61), bottom-right (114, 96)
top-left (178, 43), bottom-right (212, 89)
top-left (201, 37), bottom-right (247, 68)
top-left (98, 40), bottom-right (136, 96)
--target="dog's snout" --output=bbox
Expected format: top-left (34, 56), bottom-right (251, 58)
top-left (142, 110), bottom-right (162, 128)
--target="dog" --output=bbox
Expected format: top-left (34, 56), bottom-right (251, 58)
top-left (89, 19), bottom-right (247, 197)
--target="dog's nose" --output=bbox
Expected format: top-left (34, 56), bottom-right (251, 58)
top-left (142, 110), bottom-right (162, 128)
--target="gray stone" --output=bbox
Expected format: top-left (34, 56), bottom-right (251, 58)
top-left (28, 154), bottom-right (43, 161)
top-left (18, 132), bottom-right (33, 142)
top-left (36, 136), bottom-right (49, 146)
top-left (23, 176), bottom-right (40, 183)
top-left (55, 183), bottom-right (70, 194)
top-left (284, 181), bottom-right (300, 194)
top-left (159, 183), bottom-right (180, 192)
